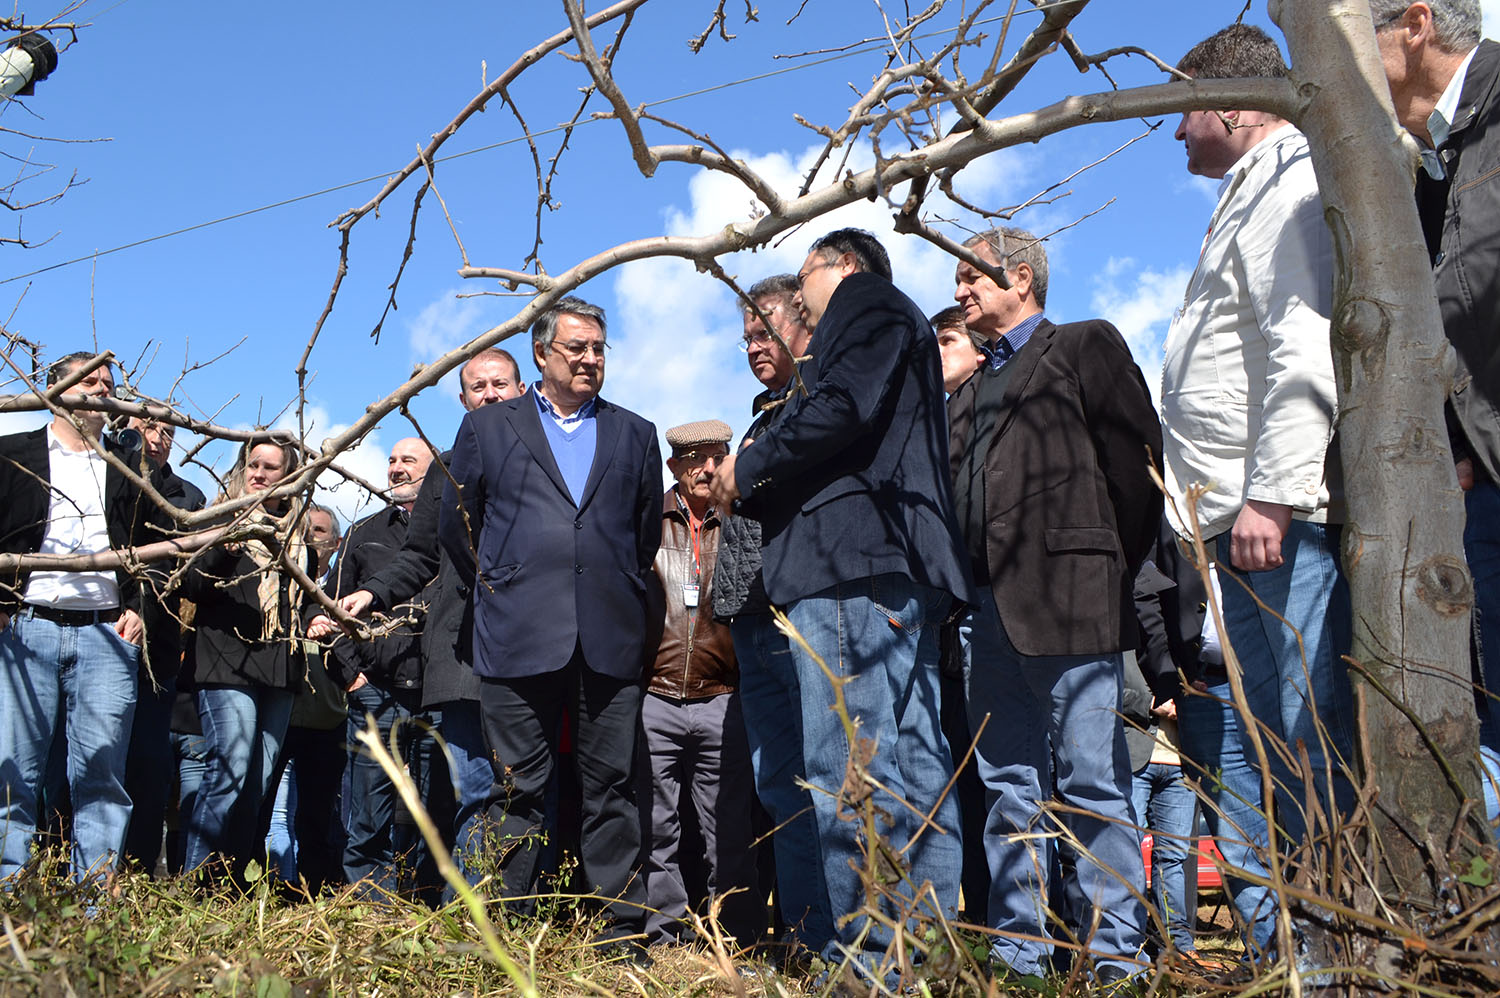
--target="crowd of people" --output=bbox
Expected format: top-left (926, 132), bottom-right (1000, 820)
top-left (1, 5), bottom-right (1497, 989)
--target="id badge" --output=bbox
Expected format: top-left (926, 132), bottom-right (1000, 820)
top-left (683, 582), bottom-right (700, 608)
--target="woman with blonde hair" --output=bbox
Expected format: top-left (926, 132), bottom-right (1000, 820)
top-left (181, 438), bottom-right (313, 875)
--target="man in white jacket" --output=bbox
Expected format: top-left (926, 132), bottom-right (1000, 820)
top-left (1162, 23), bottom-right (1354, 859)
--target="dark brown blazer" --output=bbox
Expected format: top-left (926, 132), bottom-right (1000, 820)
top-left (947, 318), bottom-right (1162, 657)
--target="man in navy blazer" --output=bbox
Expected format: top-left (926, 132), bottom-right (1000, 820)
top-left (710, 229), bottom-right (972, 979)
top-left (439, 298), bottom-right (662, 951)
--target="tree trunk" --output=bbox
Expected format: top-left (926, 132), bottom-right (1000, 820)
top-left (1273, 0), bottom-right (1484, 905)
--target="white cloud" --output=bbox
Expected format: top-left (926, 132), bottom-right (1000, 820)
top-left (1486, 2), bottom-right (1500, 37)
top-left (0, 410), bottom-right (47, 437)
top-left (405, 292), bottom-right (491, 411)
top-left (1089, 257), bottom-right (1191, 409)
top-left (606, 140), bottom-right (1048, 455)
top-left (276, 404), bottom-right (393, 533)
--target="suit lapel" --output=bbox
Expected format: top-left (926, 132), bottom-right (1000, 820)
top-left (577, 399), bottom-right (622, 513)
top-left (506, 395), bottom-right (574, 504)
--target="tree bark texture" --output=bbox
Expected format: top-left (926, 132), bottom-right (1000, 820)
top-left (1274, 0), bottom-right (1484, 904)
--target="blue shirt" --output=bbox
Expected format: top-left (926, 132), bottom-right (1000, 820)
top-left (980, 311), bottom-right (1045, 370)
top-left (534, 386), bottom-right (598, 504)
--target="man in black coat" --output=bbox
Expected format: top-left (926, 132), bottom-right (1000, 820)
top-left (314, 348), bottom-right (527, 884)
top-left (948, 227), bottom-right (1161, 983)
top-left (439, 299), bottom-right (661, 951)
top-left (1375, 0), bottom-right (1500, 822)
top-left (710, 228), bottom-right (972, 978)
top-left (0, 352), bottom-right (169, 883)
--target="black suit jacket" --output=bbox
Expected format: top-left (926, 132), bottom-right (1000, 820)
top-left (732, 271), bottom-right (973, 607)
top-left (1417, 39), bottom-right (1500, 483)
top-left (0, 425), bottom-right (170, 615)
top-left (439, 392), bottom-right (662, 680)
top-left (947, 318), bottom-right (1162, 657)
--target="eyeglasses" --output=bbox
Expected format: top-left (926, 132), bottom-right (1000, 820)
top-left (737, 330), bottom-right (774, 352)
top-left (674, 448), bottom-right (728, 465)
top-left (796, 257), bottom-right (838, 289)
top-left (552, 339), bottom-right (609, 361)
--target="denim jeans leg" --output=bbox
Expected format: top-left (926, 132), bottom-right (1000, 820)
top-left (1215, 523), bottom-right (1355, 851)
top-left (436, 698), bottom-right (493, 886)
top-left (0, 614), bottom-right (61, 880)
top-left (188, 685), bottom-right (294, 871)
top-left (1132, 762), bottom-right (1196, 953)
top-left (695, 693), bottom-right (765, 944)
top-left (266, 761), bottom-right (298, 881)
top-left (344, 684), bottom-right (405, 891)
top-left (171, 731), bottom-right (210, 874)
top-left (732, 613), bottom-right (835, 951)
top-left (785, 574), bottom-right (961, 973)
top-left (1176, 681), bottom-right (1277, 955)
top-left (62, 622), bottom-right (139, 882)
top-left (962, 590), bottom-right (1145, 976)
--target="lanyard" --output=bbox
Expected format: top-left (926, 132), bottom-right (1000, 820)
top-left (673, 490), bottom-right (705, 582)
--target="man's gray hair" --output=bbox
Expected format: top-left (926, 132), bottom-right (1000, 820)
top-left (531, 296), bottom-right (607, 356)
top-left (810, 228), bottom-right (892, 281)
top-left (743, 274), bottom-right (799, 314)
top-left (1371, 0), bottom-right (1481, 52)
top-left (306, 502), bottom-right (341, 539)
top-left (963, 228), bottom-right (1050, 309)
top-left (47, 351), bottom-right (112, 387)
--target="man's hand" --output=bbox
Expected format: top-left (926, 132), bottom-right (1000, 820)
top-left (1150, 699), bottom-right (1178, 721)
top-left (709, 451), bottom-right (741, 506)
top-left (116, 609), bottom-right (144, 645)
top-left (0, 611), bottom-right (9, 632)
top-left (1229, 499), bottom-right (1293, 572)
top-left (1458, 457), bottom-right (1476, 491)
top-left (307, 589), bottom-right (377, 639)
top-left (346, 673), bottom-right (368, 693)
top-left (339, 590), bottom-right (376, 618)
top-left (306, 614), bottom-right (338, 639)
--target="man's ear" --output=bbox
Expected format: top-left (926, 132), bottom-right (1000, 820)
top-left (1011, 262), bottom-right (1035, 300)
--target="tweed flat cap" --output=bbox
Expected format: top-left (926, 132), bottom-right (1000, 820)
top-left (665, 419), bottom-right (733, 454)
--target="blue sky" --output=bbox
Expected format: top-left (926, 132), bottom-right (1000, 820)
top-left (1, 1), bottom-right (1494, 528)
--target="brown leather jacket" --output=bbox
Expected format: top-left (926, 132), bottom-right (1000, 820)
top-left (645, 488), bottom-right (738, 698)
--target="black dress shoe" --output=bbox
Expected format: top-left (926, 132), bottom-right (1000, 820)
top-left (1095, 964), bottom-right (1141, 994)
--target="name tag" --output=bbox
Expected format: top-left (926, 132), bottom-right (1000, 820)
top-left (683, 583), bottom-right (700, 608)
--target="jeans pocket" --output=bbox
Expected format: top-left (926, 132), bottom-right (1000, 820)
top-left (869, 574), bottom-right (922, 634)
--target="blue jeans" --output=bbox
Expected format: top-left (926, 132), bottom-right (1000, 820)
top-left (1176, 680), bottom-right (1277, 954)
top-left (784, 574), bottom-right (962, 973)
top-left (731, 613), bottom-right (835, 951)
top-left (1131, 762), bottom-right (1196, 954)
top-left (266, 761), bottom-right (298, 881)
top-left (170, 730), bottom-right (210, 874)
top-left (960, 590), bottom-right (1146, 977)
top-left (185, 685), bottom-right (294, 872)
top-left (0, 610), bottom-right (139, 883)
top-left (1215, 522), bottom-right (1354, 852)
top-left (435, 699), bottom-right (492, 886)
top-left (344, 684), bottom-right (446, 896)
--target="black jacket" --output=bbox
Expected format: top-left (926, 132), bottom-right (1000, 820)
top-left (733, 272), bottom-right (973, 608)
top-left (947, 319), bottom-right (1162, 657)
top-left (0, 425), bottom-right (171, 615)
top-left (326, 504), bottom-right (423, 693)
top-left (179, 518), bottom-right (314, 691)
top-left (364, 453), bottom-right (474, 707)
top-left (1419, 39), bottom-right (1500, 483)
top-left (440, 393), bottom-right (662, 680)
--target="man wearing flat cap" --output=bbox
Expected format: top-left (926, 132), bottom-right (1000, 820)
top-left (639, 419), bottom-right (761, 945)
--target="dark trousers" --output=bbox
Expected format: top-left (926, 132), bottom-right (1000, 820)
top-left (267, 724), bottom-right (347, 893)
top-left (344, 684), bottom-right (453, 901)
top-left (479, 648), bottom-right (645, 938)
top-left (122, 674), bottom-right (178, 874)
